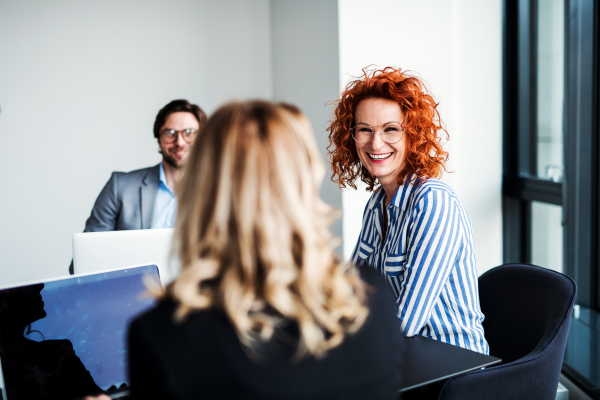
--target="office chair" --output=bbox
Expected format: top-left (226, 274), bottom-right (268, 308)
top-left (437, 263), bottom-right (576, 400)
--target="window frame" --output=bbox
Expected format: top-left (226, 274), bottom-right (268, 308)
top-left (502, 0), bottom-right (599, 394)
top-left (502, 0), bottom-right (564, 264)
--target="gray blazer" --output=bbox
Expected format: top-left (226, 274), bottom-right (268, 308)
top-left (83, 164), bottom-right (161, 232)
top-left (69, 164), bottom-right (160, 274)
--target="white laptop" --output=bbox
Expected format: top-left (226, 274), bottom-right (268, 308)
top-left (72, 228), bottom-right (179, 285)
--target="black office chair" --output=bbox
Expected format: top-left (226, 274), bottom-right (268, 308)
top-left (437, 263), bottom-right (576, 400)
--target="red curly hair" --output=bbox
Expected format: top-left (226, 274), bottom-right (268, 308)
top-left (327, 67), bottom-right (449, 191)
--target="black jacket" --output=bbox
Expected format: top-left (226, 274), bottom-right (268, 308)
top-left (128, 266), bottom-right (404, 400)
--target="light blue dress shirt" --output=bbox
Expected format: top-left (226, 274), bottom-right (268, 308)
top-left (150, 163), bottom-right (177, 229)
top-left (351, 176), bottom-right (489, 355)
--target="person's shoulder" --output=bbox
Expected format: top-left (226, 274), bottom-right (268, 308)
top-left (130, 297), bottom-right (178, 338)
top-left (108, 164), bottom-right (160, 190)
top-left (413, 177), bottom-right (456, 195)
top-left (410, 177), bottom-right (460, 205)
top-left (131, 297), bottom-right (226, 339)
top-left (113, 164), bottom-right (160, 179)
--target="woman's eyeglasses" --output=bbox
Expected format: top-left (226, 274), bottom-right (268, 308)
top-left (351, 122), bottom-right (405, 144)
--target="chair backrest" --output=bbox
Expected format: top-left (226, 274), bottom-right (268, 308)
top-left (479, 263), bottom-right (576, 364)
top-left (437, 264), bottom-right (576, 400)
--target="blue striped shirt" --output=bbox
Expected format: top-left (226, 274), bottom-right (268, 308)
top-left (351, 177), bottom-right (489, 354)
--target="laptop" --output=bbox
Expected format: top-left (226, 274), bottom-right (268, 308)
top-left (0, 264), bottom-right (161, 400)
top-left (72, 228), bottom-right (178, 285)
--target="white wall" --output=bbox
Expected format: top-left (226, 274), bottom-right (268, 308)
top-left (338, 0), bottom-right (503, 275)
top-left (0, 0), bottom-right (503, 286)
top-left (0, 0), bottom-right (346, 286)
top-left (0, 0), bottom-right (273, 286)
top-left (270, 0), bottom-right (344, 244)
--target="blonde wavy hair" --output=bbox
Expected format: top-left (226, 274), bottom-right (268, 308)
top-left (167, 100), bottom-right (368, 358)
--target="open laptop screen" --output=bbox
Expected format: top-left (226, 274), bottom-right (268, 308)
top-left (0, 265), bottom-right (159, 400)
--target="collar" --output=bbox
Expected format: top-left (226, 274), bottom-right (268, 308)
top-left (159, 163), bottom-right (174, 195)
top-left (367, 174), bottom-right (418, 212)
top-left (367, 188), bottom-right (387, 212)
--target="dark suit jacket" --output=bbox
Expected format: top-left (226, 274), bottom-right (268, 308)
top-left (69, 164), bottom-right (160, 274)
top-left (128, 266), bottom-right (404, 400)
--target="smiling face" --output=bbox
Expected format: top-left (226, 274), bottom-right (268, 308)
top-left (158, 112), bottom-right (200, 169)
top-left (354, 98), bottom-right (406, 191)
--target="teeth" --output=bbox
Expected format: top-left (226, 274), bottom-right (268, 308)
top-left (369, 153), bottom-right (392, 160)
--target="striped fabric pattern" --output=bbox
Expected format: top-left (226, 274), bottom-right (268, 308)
top-left (351, 178), bottom-right (489, 355)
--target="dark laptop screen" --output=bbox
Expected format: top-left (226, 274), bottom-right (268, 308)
top-left (0, 265), bottom-right (159, 400)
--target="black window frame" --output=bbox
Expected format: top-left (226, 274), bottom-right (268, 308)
top-left (503, 0), bottom-right (599, 395)
top-left (502, 0), bottom-right (565, 267)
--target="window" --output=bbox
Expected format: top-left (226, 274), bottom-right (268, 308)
top-left (503, 0), bottom-right (599, 394)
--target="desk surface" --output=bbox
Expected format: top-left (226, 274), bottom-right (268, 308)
top-left (400, 335), bottom-right (501, 392)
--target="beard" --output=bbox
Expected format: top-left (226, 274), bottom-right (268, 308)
top-left (159, 149), bottom-right (184, 169)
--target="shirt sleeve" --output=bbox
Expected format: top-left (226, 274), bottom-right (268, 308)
top-left (396, 188), bottom-right (464, 336)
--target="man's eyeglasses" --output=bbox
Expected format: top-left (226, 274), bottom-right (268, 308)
top-left (160, 128), bottom-right (197, 144)
top-left (351, 122), bottom-right (405, 144)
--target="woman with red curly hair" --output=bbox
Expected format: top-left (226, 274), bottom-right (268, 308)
top-left (328, 67), bottom-right (489, 355)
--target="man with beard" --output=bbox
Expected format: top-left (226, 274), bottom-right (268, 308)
top-left (69, 100), bottom-right (206, 274)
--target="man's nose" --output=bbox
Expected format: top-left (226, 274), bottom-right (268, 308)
top-left (175, 131), bottom-right (187, 146)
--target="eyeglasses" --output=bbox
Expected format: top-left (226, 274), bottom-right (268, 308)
top-left (160, 128), bottom-right (198, 144)
top-left (351, 122), bottom-right (405, 144)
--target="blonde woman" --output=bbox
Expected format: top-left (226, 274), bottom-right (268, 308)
top-left (125, 101), bottom-right (403, 399)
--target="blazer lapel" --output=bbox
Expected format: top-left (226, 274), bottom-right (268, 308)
top-left (140, 164), bottom-right (161, 229)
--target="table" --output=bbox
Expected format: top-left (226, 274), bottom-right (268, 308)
top-left (400, 335), bottom-right (501, 392)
